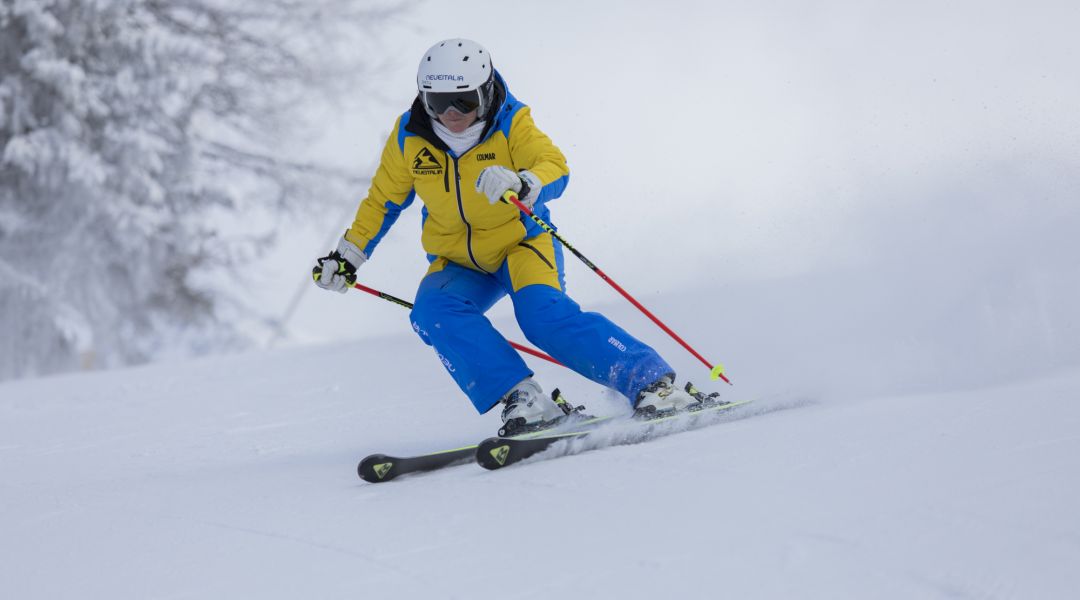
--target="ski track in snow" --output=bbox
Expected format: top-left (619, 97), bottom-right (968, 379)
top-left (5, 343), bottom-right (1078, 599)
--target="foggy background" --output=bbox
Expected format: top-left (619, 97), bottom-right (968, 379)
top-left (3, 0), bottom-right (1079, 393)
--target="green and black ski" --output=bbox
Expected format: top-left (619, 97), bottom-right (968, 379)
top-left (477, 396), bottom-right (753, 471)
top-left (358, 446), bottom-right (478, 483)
top-left (357, 389), bottom-right (611, 483)
top-left (357, 385), bottom-right (748, 481)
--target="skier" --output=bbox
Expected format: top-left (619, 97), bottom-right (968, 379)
top-left (313, 39), bottom-right (701, 434)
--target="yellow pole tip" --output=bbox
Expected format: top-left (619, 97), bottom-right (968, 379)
top-left (709, 364), bottom-right (726, 381)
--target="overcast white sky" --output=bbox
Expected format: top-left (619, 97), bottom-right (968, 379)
top-left (259, 0), bottom-right (1080, 352)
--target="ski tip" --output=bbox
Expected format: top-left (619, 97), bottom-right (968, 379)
top-left (358, 453), bottom-right (397, 483)
top-left (476, 437), bottom-right (512, 471)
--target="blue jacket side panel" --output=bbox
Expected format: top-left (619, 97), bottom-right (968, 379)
top-left (362, 191), bottom-right (415, 257)
top-left (397, 110), bottom-right (414, 152)
top-left (490, 83), bottom-right (569, 239)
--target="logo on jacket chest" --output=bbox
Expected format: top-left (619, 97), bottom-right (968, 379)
top-left (476, 152), bottom-right (496, 162)
top-left (412, 148), bottom-right (444, 176)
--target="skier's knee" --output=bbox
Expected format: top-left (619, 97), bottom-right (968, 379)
top-left (409, 295), bottom-right (441, 344)
top-left (410, 292), bottom-right (464, 344)
top-left (515, 286), bottom-right (580, 344)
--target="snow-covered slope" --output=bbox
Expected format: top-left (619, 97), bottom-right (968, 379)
top-left (4, 3), bottom-right (1080, 597)
top-left (3, 321), bottom-right (1078, 598)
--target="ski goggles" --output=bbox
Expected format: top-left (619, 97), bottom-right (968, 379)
top-left (424, 89), bottom-right (482, 115)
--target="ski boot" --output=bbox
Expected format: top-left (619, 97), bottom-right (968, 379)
top-left (634, 375), bottom-right (707, 418)
top-left (683, 381), bottom-right (728, 408)
top-left (498, 378), bottom-right (588, 437)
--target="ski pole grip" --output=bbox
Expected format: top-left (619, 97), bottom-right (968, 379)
top-left (311, 263), bottom-right (356, 287)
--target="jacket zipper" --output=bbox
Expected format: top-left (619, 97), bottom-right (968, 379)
top-left (443, 151), bottom-right (450, 193)
top-left (450, 153), bottom-right (489, 273)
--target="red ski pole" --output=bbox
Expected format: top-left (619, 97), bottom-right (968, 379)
top-left (350, 281), bottom-right (564, 368)
top-left (502, 191), bottom-right (731, 384)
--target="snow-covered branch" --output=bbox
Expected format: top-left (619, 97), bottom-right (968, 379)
top-left (0, 0), bottom-right (403, 380)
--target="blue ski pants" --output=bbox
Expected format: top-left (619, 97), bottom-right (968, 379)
top-left (409, 233), bottom-right (673, 413)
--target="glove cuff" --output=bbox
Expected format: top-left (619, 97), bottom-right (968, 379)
top-left (518, 170), bottom-right (542, 204)
top-left (336, 237), bottom-right (368, 268)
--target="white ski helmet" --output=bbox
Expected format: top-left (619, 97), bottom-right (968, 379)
top-left (417, 38), bottom-right (496, 120)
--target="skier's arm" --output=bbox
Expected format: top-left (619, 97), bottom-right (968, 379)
top-left (507, 106), bottom-right (570, 204)
top-left (344, 117), bottom-right (416, 258)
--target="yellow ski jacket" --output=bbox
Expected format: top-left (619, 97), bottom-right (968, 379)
top-left (344, 72), bottom-right (570, 274)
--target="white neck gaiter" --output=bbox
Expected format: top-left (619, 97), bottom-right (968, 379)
top-left (432, 119), bottom-right (486, 156)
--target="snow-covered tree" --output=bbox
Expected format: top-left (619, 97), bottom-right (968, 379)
top-left (0, 0), bottom-right (399, 380)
